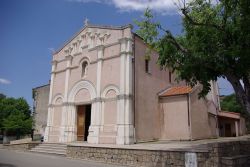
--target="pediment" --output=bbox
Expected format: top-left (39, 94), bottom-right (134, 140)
top-left (54, 25), bottom-right (132, 57)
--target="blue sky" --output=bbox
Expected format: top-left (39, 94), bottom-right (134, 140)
top-left (0, 0), bottom-right (233, 107)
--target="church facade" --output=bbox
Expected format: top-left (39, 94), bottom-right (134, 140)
top-left (44, 23), bottom-right (242, 145)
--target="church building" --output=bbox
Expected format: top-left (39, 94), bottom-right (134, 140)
top-left (44, 22), bottom-right (243, 145)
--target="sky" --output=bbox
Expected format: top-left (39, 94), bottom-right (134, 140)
top-left (0, 0), bottom-right (234, 107)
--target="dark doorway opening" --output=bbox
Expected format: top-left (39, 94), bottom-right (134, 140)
top-left (77, 104), bottom-right (91, 141)
top-left (225, 123), bottom-right (232, 137)
top-left (84, 104), bottom-right (91, 141)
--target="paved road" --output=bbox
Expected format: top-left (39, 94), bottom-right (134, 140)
top-left (0, 149), bottom-right (124, 167)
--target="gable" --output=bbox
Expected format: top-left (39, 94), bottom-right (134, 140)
top-left (53, 24), bottom-right (132, 61)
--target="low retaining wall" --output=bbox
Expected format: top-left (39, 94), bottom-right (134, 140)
top-left (10, 138), bottom-right (32, 144)
top-left (67, 146), bottom-right (187, 167)
top-left (3, 142), bottom-right (39, 151)
top-left (67, 140), bottom-right (250, 167)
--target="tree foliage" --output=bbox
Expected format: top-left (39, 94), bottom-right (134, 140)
top-left (0, 94), bottom-right (32, 135)
top-left (221, 94), bottom-right (243, 113)
top-left (135, 0), bottom-right (250, 114)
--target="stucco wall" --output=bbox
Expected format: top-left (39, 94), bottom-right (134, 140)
top-left (159, 95), bottom-right (190, 140)
top-left (52, 72), bottom-right (65, 97)
top-left (190, 87), bottom-right (218, 139)
top-left (101, 57), bottom-right (120, 91)
top-left (134, 36), bottom-right (172, 142)
top-left (33, 84), bottom-right (50, 136)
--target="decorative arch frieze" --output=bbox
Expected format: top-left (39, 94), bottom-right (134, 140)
top-left (68, 80), bottom-right (97, 102)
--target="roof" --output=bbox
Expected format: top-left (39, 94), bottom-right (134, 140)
top-left (159, 86), bottom-right (192, 97)
top-left (32, 83), bottom-right (50, 90)
top-left (53, 24), bottom-right (133, 55)
top-left (218, 111), bottom-right (241, 119)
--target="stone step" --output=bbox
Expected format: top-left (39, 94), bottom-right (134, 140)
top-left (30, 143), bottom-right (67, 156)
top-left (37, 143), bottom-right (67, 147)
top-left (35, 145), bottom-right (67, 150)
top-left (32, 147), bottom-right (66, 152)
top-left (30, 149), bottom-right (66, 156)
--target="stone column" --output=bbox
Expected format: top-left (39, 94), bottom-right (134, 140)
top-left (87, 45), bottom-right (104, 144)
top-left (235, 120), bottom-right (239, 137)
top-left (117, 38), bottom-right (134, 145)
top-left (44, 60), bottom-right (57, 142)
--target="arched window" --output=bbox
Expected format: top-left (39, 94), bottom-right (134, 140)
top-left (81, 61), bottom-right (88, 77)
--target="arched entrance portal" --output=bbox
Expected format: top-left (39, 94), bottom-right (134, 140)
top-left (68, 80), bottom-right (97, 142)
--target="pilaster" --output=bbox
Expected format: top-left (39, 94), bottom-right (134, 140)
top-left (117, 37), bottom-right (134, 145)
top-left (88, 101), bottom-right (100, 143)
top-left (59, 55), bottom-right (73, 142)
top-left (88, 45), bottom-right (104, 144)
top-left (45, 60), bottom-right (57, 142)
top-left (66, 103), bottom-right (77, 142)
top-left (64, 55), bottom-right (73, 100)
top-left (44, 106), bottom-right (53, 142)
top-left (49, 60), bottom-right (57, 104)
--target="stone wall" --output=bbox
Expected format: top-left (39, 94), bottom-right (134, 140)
top-left (67, 140), bottom-right (250, 167)
top-left (67, 146), bottom-right (186, 167)
top-left (3, 142), bottom-right (39, 151)
top-left (33, 84), bottom-right (50, 136)
top-left (10, 138), bottom-right (32, 144)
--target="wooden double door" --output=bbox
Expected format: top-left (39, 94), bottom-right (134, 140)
top-left (77, 104), bottom-right (91, 141)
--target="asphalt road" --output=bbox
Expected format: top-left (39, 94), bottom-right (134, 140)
top-left (0, 149), bottom-right (124, 167)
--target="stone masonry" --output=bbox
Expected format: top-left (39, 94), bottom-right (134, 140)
top-left (67, 139), bottom-right (250, 167)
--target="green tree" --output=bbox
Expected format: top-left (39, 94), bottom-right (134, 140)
top-left (0, 93), bottom-right (6, 99)
top-left (135, 0), bottom-right (250, 114)
top-left (221, 94), bottom-right (243, 113)
top-left (0, 94), bottom-right (32, 136)
top-left (3, 110), bottom-right (32, 137)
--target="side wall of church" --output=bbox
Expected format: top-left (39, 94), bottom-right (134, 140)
top-left (134, 35), bottom-right (173, 142)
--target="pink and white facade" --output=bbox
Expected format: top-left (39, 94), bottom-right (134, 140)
top-left (45, 24), bottom-right (134, 144)
top-left (44, 23), bottom-right (245, 145)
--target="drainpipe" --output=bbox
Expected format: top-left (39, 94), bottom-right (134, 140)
top-left (187, 94), bottom-right (192, 140)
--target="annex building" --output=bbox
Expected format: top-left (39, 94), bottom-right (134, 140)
top-left (43, 22), bottom-right (245, 145)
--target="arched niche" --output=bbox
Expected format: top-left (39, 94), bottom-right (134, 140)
top-left (52, 94), bottom-right (64, 105)
top-left (101, 85), bottom-right (119, 128)
top-left (75, 88), bottom-right (91, 103)
top-left (101, 85), bottom-right (119, 99)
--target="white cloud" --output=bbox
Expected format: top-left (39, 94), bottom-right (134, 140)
top-left (0, 78), bottom-right (11, 85)
top-left (67, 0), bottom-right (104, 3)
top-left (68, 0), bottom-right (180, 14)
top-left (68, 0), bottom-right (220, 15)
top-left (112, 0), bottom-right (177, 12)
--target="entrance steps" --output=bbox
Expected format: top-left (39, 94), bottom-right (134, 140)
top-left (30, 143), bottom-right (67, 156)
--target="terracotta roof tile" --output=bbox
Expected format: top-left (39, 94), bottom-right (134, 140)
top-left (218, 111), bottom-right (241, 119)
top-left (160, 86), bottom-right (192, 97)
